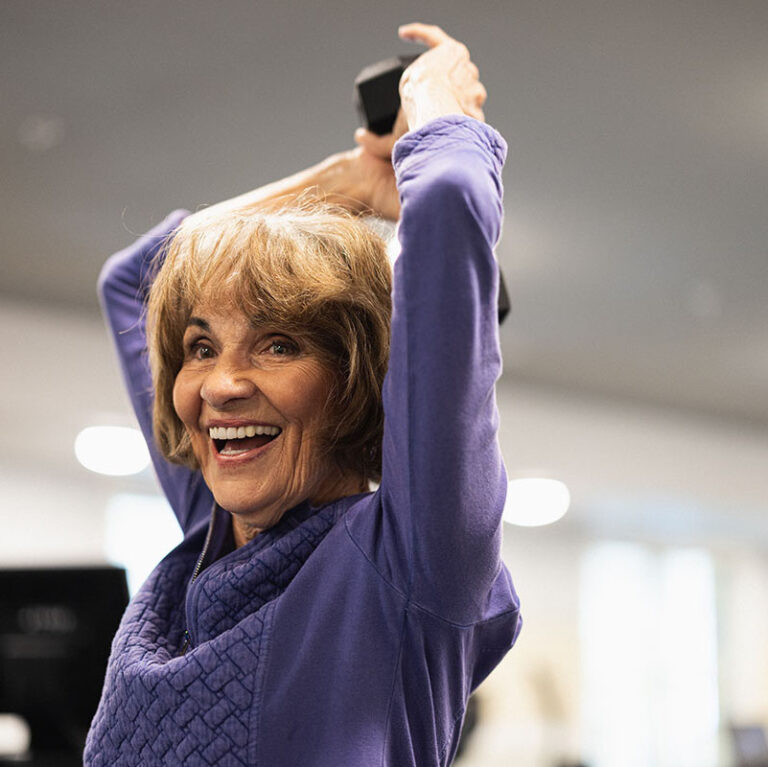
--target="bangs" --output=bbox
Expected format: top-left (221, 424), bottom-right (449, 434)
top-left (164, 208), bottom-right (372, 331)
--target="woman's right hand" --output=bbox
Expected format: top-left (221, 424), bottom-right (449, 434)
top-left (341, 145), bottom-right (400, 220)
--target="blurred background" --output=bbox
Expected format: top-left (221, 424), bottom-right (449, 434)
top-left (1, 1), bottom-right (767, 765)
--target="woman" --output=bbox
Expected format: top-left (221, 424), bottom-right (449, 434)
top-left (86, 24), bottom-right (521, 766)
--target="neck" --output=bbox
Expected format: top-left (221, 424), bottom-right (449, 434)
top-left (231, 471), bottom-right (368, 548)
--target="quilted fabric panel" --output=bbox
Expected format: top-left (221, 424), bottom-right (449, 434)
top-left (190, 505), bottom-right (338, 645)
top-left (84, 550), bottom-right (272, 766)
top-left (85, 505), bottom-right (339, 766)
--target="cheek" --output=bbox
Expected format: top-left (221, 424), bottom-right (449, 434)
top-left (298, 369), bottom-right (336, 435)
top-left (277, 363), bottom-right (330, 432)
top-left (172, 372), bottom-right (198, 427)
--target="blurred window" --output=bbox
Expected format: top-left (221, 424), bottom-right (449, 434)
top-left (104, 494), bottom-right (183, 596)
top-left (580, 542), bottom-right (719, 767)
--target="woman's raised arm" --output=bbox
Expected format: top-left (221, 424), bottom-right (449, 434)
top-left (99, 211), bottom-right (215, 533)
top-left (349, 25), bottom-right (515, 626)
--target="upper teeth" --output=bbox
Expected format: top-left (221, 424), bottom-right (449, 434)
top-left (209, 425), bottom-right (281, 440)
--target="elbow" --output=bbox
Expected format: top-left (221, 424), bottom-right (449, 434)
top-left (96, 251), bottom-right (124, 310)
top-left (96, 208), bottom-right (189, 309)
top-left (96, 255), bottom-right (115, 307)
top-left (400, 158), bottom-right (504, 247)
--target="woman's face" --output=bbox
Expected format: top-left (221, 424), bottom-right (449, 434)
top-left (172, 303), bottom-right (341, 545)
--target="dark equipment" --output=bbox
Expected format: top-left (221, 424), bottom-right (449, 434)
top-left (354, 55), bottom-right (511, 325)
top-left (0, 566), bottom-right (129, 765)
top-left (354, 54), bottom-right (418, 136)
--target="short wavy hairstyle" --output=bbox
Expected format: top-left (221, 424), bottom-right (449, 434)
top-left (146, 200), bottom-right (392, 485)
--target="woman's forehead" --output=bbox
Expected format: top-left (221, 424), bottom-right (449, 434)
top-left (187, 302), bottom-right (262, 328)
top-left (185, 299), bottom-right (306, 338)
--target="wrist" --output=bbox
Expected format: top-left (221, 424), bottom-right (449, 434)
top-left (315, 151), bottom-right (355, 198)
top-left (400, 78), bottom-right (463, 132)
top-left (317, 149), bottom-right (375, 213)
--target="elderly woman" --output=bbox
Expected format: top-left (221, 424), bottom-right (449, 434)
top-left (85, 23), bottom-right (521, 767)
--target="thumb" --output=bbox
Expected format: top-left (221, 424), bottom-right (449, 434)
top-left (354, 128), bottom-right (395, 159)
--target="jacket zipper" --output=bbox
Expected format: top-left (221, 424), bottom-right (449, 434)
top-left (179, 504), bottom-right (217, 656)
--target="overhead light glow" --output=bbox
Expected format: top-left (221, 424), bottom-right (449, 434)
top-left (74, 426), bottom-right (150, 476)
top-left (18, 114), bottom-right (66, 152)
top-left (503, 477), bottom-right (570, 527)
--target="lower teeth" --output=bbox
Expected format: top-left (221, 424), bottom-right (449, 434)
top-left (217, 434), bottom-right (278, 455)
top-left (220, 446), bottom-right (249, 456)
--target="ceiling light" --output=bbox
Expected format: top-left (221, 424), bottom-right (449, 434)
top-left (18, 114), bottom-right (66, 152)
top-left (503, 477), bottom-right (571, 527)
top-left (74, 426), bottom-right (150, 476)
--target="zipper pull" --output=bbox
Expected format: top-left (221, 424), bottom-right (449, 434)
top-left (180, 629), bottom-right (192, 656)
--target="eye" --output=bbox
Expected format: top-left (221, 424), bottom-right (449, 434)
top-left (184, 338), bottom-right (215, 361)
top-left (268, 339), bottom-right (298, 356)
top-left (193, 343), bottom-right (215, 360)
top-left (262, 334), bottom-right (301, 357)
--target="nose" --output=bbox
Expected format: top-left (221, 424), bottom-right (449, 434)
top-left (200, 358), bottom-right (259, 409)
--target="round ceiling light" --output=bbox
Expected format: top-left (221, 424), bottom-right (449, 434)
top-left (74, 426), bottom-right (150, 476)
top-left (503, 477), bottom-right (571, 527)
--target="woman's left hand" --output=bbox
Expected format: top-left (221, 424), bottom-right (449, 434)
top-left (397, 23), bottom-right (487, 132)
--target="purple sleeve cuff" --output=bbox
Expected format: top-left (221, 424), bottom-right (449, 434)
top-left (393, 115), bottom-right (507, 178)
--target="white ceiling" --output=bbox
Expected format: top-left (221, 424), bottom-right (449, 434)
top-left (2, 0), bottom-right (767, 428)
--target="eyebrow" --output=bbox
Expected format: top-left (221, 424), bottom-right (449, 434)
top-left (186, 316), bottom-right (210, 331)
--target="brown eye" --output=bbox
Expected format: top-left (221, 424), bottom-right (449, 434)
top-left (194, 343), bottom-right (214, 360)
top-left (186, 339), bottom-right (214, 360)
top-left (268, 338), bottom-right (298, 356)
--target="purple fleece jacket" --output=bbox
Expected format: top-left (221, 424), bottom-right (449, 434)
top-left (85, 116), bottom-right (521, 766)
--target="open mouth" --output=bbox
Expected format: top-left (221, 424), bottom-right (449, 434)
top-left (209, 425), bottom-right (282, 456)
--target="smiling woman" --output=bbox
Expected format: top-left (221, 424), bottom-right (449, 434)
top-left (171, 305), bottom-right (365, 544)
top-left (85, 23), bottom-right (520, 767)
top-left (146, 202), bottom-right (392, 545)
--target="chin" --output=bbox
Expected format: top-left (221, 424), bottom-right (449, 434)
top-left (211, 486), bottom-right (287, 527)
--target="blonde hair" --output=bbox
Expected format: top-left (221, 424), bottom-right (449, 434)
top-left (146, 200), bottom-right (392, 484)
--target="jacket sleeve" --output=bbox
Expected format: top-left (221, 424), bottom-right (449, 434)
top-left (348, 115), bottom-right (510, 624)
top-left (98, 210), bottom-right (213, 535)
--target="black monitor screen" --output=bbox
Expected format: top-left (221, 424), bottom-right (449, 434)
top-left (0, 566), bottom-right (128, 757)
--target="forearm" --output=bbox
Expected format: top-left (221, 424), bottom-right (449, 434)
top-left (400, 79), bottom-right (463, 132)
top-left (190, 151), bottom-right (372, 220)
